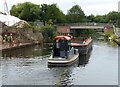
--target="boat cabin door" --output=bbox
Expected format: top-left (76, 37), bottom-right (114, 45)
top-left (53, 39), bottom-right (71, 58)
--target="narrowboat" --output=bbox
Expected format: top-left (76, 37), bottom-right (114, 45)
top-left (48, 36), bottom-right (79, 67)
top-left (71, 37), bottom-right (93, 55)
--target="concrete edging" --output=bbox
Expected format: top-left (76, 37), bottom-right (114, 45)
top-left (1, 43), bottom-right (39, 52)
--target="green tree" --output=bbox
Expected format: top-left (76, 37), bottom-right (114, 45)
top-left (40, 4), bottom-right (48, 25)
top-left (66, 5), bottom-right (86, 23)
top-left (87, 14), bottom-right (95, 22)
top-left (94, 15), bottom-right (106, 23)
top-left (105, 11), bottom-right (119, 24)
top-left (40, 4), bottom-right (66, 25)
top-left (10, 2), bottom-right (41, 22)
top-left (118, 12), bottom-right (120, 27)
top-left (40, 25), bottom-right (56, 42)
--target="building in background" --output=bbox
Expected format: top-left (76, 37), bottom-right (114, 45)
top-left (118, 1), bottom-right (120, 12)
top-left (57, 26), bottom-right (70, 35)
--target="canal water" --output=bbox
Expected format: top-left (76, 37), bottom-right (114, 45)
top-left (1, 41), bottom-right (118, 86)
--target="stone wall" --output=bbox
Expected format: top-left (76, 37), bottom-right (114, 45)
top-left (2, 27), bottom-right (43, 44)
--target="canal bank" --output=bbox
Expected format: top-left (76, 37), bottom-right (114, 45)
top-left (0, 21), bottom-right (44, 52)
top-left (1, 40), bottom-right (118, 85)
top-left (0, 42), bottom-right (41, 52)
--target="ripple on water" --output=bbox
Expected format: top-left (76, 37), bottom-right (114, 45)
top-left (1, 41), bottom-right (118, 85)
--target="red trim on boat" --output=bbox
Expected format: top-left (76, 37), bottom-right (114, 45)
top-left (53, 36), bottom-right (71, 40)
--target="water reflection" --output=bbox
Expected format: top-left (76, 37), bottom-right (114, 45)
top-left (1, 44), bottom-right (52, 68)
top-left (60, 69), bottom-right (72, 86)
top-left (78, 48), bottom-right (92, 67)
top-left (1, 43), bottom-right (93, 86)
top-left (1, 41), bottom-right (118, 85)
top-left (107, 41), bottom-right (116, 46)
top-left (2, 44), bottom-right (52, 58)
top-left (49, 67), bottom-right (73, 86)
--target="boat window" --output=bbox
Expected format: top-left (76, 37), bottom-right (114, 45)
top-left (68, 41), bottom-right (71, 50)
top-left (56, 39), bottom-right (60, 48)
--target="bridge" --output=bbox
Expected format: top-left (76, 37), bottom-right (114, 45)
top-left (70, 26), bottom-right (104, 29)
top-left (58, 23), bottom-right (113, 29)
top-left (57, 23), bottom-right (114, 34)
top-left (70, 23), bottom-right (113, 29)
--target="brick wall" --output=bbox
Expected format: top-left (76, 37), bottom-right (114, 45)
top-left (57, 26), bottom-right (70, 34)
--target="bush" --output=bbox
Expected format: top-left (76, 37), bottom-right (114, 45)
top-left (40, 25), bottom-right (56, 42)
top-left (104, 29), bottom-right (115, 41)
top-left (104, 29), bottom-right (114, 36)
top-left (23, 23), bottom-right (34, 28)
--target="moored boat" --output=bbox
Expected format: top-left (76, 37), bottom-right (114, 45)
top-left (48, 36), bottom-right (79, 67)
top-left (71, 37), bottom-right (93, 55)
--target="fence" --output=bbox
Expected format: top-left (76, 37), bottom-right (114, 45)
top-left (0, 21), bottom-right (114, 29)
top-left (57, 23), bottom-right (114, 27)
top-left (29, 22), bottom-right (44, 28)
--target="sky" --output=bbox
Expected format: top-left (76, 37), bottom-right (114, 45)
top-left (0, 0), bottom-right (119, 16)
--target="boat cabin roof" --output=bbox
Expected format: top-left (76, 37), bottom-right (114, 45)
top-left (64, 35), bottom-right (72, 38)
top-left (53, 36), bottom-right (71, 40)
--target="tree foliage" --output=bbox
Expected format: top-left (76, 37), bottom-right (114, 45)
top-left (10, 2), bottom-right (41, 22)
top-left (10, 2), bottom-right (66, 24)
top-left (40, 4), bottom-right (66, 24)
top-left (10, 2), bottom-right (120, 27)
top-left (94, 15), bottom-right (106, 23)
top-left (40, 25), bottom-right (56, 39)
top-left (105, 11), bottom-right (119, 24)
top-left (87, 11), bottom-right (120, 27)
top-left (87, 14), bottom-right (95, 22)
top-left (74, 29), bottom-right (98, 38)
top-left (66, 5), bottom-right (86, 23)
top-left (118, 12), bottom-right (120, 27)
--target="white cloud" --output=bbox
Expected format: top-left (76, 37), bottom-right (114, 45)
top-left (82, 3), bottom-right (118, 15)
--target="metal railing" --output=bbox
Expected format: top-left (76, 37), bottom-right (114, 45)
top-left (0, 21), bottom-right (114, 28)
top-left (29, 22), bottom-right (44, 28)
top-left (58, 23), bottom-right (114, 27)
